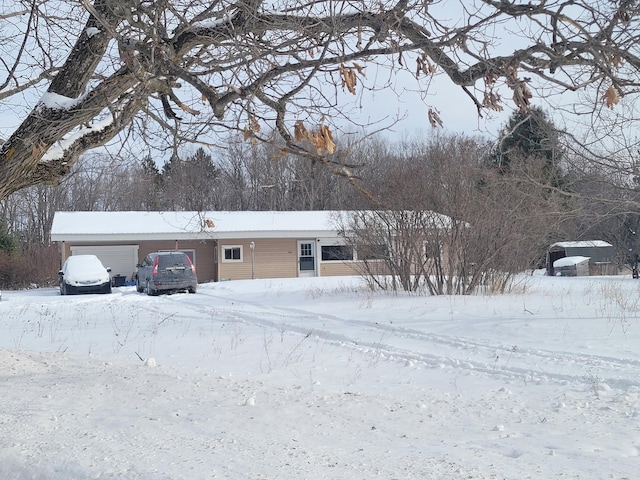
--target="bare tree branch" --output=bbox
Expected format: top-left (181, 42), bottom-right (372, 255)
top-left (3, 0), bottom-right (640, 198)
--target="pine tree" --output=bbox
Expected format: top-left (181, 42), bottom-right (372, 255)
top-left (0, 221), bottom-right (17, 254)
top-left (492, 107), bottom-right (564, 187)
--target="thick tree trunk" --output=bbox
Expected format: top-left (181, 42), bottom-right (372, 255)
top-left (0, 0), bottom-right (126, 200)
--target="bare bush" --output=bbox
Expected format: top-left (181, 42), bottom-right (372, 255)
top-left (0, 244), bottom-right (59, 289)
top-left (342, 133), bottom-right (569, 295)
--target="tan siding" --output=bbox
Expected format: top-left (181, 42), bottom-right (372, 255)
top-left (218, 239), bottom-right (298, 280)
top-left (320, 261), bottom-right (361, 277)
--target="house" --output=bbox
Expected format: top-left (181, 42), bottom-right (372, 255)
top-left (50, 211), bottom-right (365, 283)
top-left (546, 240), bottom-right (617, 276)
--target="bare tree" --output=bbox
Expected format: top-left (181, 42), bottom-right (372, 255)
top-left (343, 132), bottom-right (571, 294)
top-left (2, 0), bottom-right (640, 199)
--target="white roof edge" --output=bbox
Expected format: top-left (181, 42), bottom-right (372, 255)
top-left (51, 230), bottom-right (340, 242)
top-left (214, 230), bottom-right (338, 240)
top-left (551, 240), bottom-right (613, 248)
top-left (553, 256), bottom-right (591, 267)
top-left (51, 233), bottom-right (214, 242)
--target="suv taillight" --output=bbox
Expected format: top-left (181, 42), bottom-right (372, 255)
top-left (152, 257), bottom-right (159, 275)
top-left (187, 255), bottom-right (196, 273)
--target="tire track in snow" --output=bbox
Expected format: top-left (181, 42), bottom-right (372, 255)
top-left (156, 290), bottom-right (640, 391)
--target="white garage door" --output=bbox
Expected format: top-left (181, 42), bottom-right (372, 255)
top-left (70, 245), bottom-right (139, 282)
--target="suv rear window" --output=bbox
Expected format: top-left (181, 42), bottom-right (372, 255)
top-left (157, 253), bottom-right (190, 268)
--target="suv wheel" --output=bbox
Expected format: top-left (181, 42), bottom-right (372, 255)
top-left (145, 281), bottom-right (157, 296)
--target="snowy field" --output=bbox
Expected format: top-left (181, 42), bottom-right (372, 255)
top-left (0, 273), bottom-right (639, 479)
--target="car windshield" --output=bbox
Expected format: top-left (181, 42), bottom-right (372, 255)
top-left (63, 255), bottom-right (109, 281)
top-left (66, 255), bottom-right (105, 270)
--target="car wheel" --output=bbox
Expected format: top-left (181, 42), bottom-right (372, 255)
top-left (188, 286), bottom-right (197, 294)
top-left (60, 282), bottom-right (66, 296)
top-left (104, 283), bottom-right (112, 294)
top-left (135, 277), bottom-right (144, 293)
top-left (145, 281), bottom-right (157, 296)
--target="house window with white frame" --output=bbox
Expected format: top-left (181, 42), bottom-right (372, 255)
top-left (222, 245), bottom-right (243, 262)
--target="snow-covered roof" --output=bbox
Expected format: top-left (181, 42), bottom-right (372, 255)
top-left (550, 240), bottom-right (612, 249)
top-left (51, 211), bottom-right (347, 241)
top-left (553, 256), bottom-right (590, 268)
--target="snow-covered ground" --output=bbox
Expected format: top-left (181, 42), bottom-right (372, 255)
top-left (0, 273), bottom-right (638, 479)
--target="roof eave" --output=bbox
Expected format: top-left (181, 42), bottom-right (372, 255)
top-left (51, 230), bottom-right (341, 242)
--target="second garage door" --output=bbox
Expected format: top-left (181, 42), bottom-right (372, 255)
top-left (70, 245), bottom-right (139, 282)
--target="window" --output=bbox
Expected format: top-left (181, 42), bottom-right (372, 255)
top-left (300, 243), bottom-right (313, 257)
top-left (222, 245), bottom-right (243, 262)
top-left (356, 244), bottom-right (388, 261)
top-left (321, 245), bottom-right (353, 261)
top-left (423, 240), bottom-right (440, 258)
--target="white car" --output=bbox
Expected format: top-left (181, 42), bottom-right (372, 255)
top-left (59, 255), bottom-right (112, 295)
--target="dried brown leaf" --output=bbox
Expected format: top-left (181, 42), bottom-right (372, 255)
top-left (306, 125), bottom-right (336, 154)
top-left (482, 91), bottom-right (504, 111)
top-left (416, 53), bottom-right (436, 78)
top-left (506, 66), bottom-right (533, 112)
top-left (512, 83), bottom-right (532, 112)
top-left (428, 108), bottom-right (443, 128)
top-left (340, 64), bottom-right (358, 95)
top-left (320, 125), bottom-right (336, 154)
top-left (294, 120), bottom-right (309, 142)
top-left (309, 130), bottom-right (322, 152)
top-left (352, 62), bottom-right (366, 77)
top-left (243, 115), bottom-right (261, 143)
top-left (482, 75), bottom-right (503, 111)
top-left (603, 85), bottom-right (620, 108)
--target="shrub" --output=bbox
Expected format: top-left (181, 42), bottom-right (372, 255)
top-left (0, 244), bottom-right (59, 289)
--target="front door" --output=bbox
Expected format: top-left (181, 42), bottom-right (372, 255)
top-left (298, 241), bottom-right (316, 277)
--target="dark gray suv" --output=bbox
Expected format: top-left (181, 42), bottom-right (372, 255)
top-left (135, 251), bottom-right (197, 295)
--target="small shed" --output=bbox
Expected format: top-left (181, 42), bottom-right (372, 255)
top-left (546, 240), bottom-right (616, 276)
top-left (552, 256), bottom-right (590, 277)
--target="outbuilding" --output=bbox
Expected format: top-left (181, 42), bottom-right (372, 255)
top-left (50, 211), bottom-right (363, 283)
top-left (552, 256), bottom-right (591, 277)
top-left (546, 240), bottom-right (617, 276)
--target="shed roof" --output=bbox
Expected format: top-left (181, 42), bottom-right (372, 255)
top-left (553, 256), bottom-right (590, 268)
top-left (550, 240), bottom-right (613, 249)
top-left (51, 211), bottom-right (347, 242)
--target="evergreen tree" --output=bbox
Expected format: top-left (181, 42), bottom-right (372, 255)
top-left (0, 221), bottom-right (17, 254)
top-left (141, 156), bottom-right (160, 177)
top-left (492, 107), bottom-right (564, 187)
